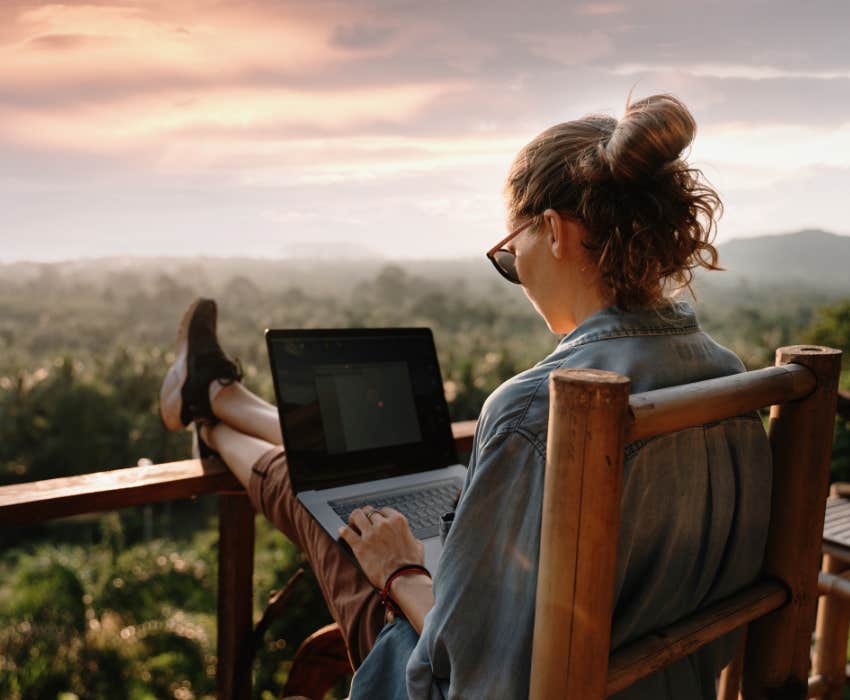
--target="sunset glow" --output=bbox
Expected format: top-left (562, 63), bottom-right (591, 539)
top-left (1, 0), bottom-right (848, 260)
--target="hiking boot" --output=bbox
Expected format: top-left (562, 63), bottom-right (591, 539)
top-left (159, 298), bottom-right (243, 431)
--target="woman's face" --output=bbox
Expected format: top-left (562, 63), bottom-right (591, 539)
top-left (501, 210), bottom-right (606, 334)
top-left (504, 217), bottom-right (560, 327)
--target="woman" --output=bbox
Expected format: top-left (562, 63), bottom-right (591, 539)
top-left (159, 92), bottom-right (771, 699)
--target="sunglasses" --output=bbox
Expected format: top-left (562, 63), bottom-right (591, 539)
top-left (486, 219), bottom-right (536, 285)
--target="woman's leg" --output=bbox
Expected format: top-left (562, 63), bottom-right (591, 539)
top-left (201, 421), bottom-right (274, 489)
top-left (201, 421), bottom-right (385, 667)
top-left (208, 381), bottom-right (282, 446)
top-left (160, 299), bottom-right (384, 663)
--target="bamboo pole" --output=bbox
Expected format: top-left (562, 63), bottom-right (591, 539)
top-left (743, 345), bottom-right (842, 699)
top-left (807, 675), bottom-right (832, 698)
top-left (828, 483), bottom-right (850, 498)
top-left (812, 556), bottom-right (850, 700)
top-left (718, 626), bottom-right (747, 700)
top-left (817, 569), bottom-right (850, 602)
top-left (217, 493), bottom-right (255, 700)
top-left (529, 368), bottom-right (631, 700)
top-left (606, 582), bottom-right (786, 696)
top-left (627, 364), bottom-right (815, 442)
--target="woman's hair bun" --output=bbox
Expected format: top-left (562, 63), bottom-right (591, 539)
top-left (505, 91), bottom-right (723, 309)
top-left (599, 93), bottom-right (697, 185)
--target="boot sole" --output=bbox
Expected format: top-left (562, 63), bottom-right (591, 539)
top-left (159, 298), bottom-right (204, 431)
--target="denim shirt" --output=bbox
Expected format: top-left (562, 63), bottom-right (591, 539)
top-left (350, 300), bottom-right (772, 700)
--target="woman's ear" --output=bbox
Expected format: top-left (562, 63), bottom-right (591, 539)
top-left (542, 209), bottom-right (567, 260)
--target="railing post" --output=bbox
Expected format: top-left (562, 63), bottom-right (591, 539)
top-left (812, 553), bottom-right (850, 699)
top-left (217, 492), bottom-right (255, 700)
top-left (744, 345), bottom-right (842, 699)
top-left (718, 626), bottom-right (747, 700)
top-left (530, 368), bottom-right (630, 700)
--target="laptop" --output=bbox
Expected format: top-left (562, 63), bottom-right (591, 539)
top-left (265, 327), bottom-right (467, 574)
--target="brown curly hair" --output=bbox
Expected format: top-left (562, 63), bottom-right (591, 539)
top-left (504, 91), bottom-right (723, 310)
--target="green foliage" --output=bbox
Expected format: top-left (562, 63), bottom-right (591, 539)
top-left (0, 555), bottom-right (130, 700)
top-left (0, 350), bottom-right (191, 487)
top-left (804, 300), bottom-right (850, 482)
top-left (96, 540), bottom-right (216, 623)
top-left (0, 541), bottom-right (211, 699)
top-left (250, 520), bottom-right (338, 696)
top-left (830, 416), bottom-right (850, 484)
top-left (805, 300), bottom-right (850, 368)
top-left (8, 559), bottom-right (86, 634)
top-left (0, 513), bottom-right (336, 697)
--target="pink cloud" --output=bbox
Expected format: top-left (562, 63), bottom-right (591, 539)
top-left (576, 3), bottom-right (627, 16)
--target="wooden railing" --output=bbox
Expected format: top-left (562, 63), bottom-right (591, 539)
top-left (0, 420), bottom-right (477, 699)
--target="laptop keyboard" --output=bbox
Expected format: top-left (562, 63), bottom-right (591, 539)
top-left (330, 479), bottom-right (461, 540)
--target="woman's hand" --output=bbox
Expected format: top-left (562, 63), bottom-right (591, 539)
top-left (338, 507), bottom-right (425, 589)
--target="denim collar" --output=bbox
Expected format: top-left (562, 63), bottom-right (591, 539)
top-left (555, 299), bottom-right (700, 353)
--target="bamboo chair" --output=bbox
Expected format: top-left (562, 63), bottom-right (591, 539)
top-left (531, 345), bottom-right (842, 699)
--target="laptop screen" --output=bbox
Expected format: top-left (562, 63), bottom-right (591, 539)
top-left (266, 328), bottom-right (458, 492)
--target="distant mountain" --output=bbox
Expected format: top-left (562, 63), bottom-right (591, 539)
top-left (281, 240), bottom-right (381, 260)
top-left (712, 229), bottom-right (850, 291)
top-left (1, 229), bottom-right (847, 295)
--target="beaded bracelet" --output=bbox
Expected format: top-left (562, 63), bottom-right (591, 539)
top-left (379, 564), bottom-right (432, 615)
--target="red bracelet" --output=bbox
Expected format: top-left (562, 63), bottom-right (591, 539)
top-left (379, 564), bottom-right (431, 615)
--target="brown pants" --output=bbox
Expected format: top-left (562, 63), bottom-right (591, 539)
top-left (246, 445), bottom-right (385, 667)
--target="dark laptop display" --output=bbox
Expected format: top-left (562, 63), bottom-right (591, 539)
top-left (266, 328), bottom-right (458, 492)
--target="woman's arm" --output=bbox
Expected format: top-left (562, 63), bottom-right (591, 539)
top-left (406, 430), bottom-right (546, 697)
top-left (387, 572), bottom-right (434, 634)
top-left (338, 507), bottom-right (435, 634)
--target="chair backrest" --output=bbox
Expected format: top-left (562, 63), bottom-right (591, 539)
top-left (529, 345), bottom-right (842, 699)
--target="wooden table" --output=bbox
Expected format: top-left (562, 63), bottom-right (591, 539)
top-left (814, 490), bottom-right (850, 700)
top-left (823, 496), bottom-right (850, 559)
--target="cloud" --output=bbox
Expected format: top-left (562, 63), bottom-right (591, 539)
top-left (0, 1), bottom-right (341, 93)
top-left (612, 63), bottom-right (850, 81)
top-left (576, 3), bottom-right (627, 17)
top-left (330, 22), bottom-right (397, 50)
top-left (712, 164), bottom-right (850, 240)
top-left (524, 30), bottom-right (616, 66)
top-left (689, 76), bottom-right (850, 127)
top-left (0, 81), bottom-right (469, 155)
top-left (1, 0), bottom-right (849, 261)
top-left (693, 121), bottom-right (850, 173)
top-left (25, 32), bottom-right (111, 50)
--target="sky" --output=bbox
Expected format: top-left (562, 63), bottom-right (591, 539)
top-left (1, 0), bottom-right (849, 262)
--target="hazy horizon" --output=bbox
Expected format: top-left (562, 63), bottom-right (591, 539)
top-left (2, 1), bottom-right (849, 261)
top-left (2, 226), bottom-right (850, 266)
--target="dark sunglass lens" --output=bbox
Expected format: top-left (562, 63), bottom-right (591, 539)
top-left (492, 250), bottom-right (520, 284)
